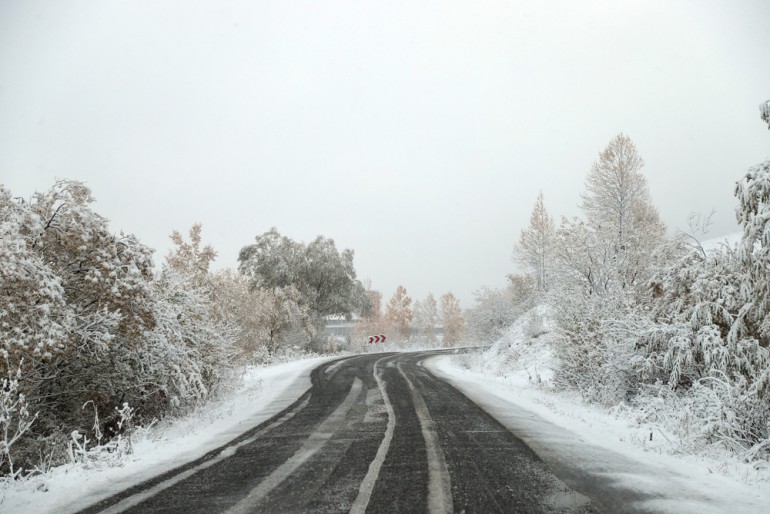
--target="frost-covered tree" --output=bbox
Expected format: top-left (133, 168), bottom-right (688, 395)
top-left (0, 181), bottom-right (242, 474)
top-left (138, 266), bottom-right (236, 414)
top-left (0, 181), bottom-right (161, 471)
top-left (735, 155), bottom-right (770, 348)
top-left (546, 136), bottom-right (667, 406)
top-left (581, 133), bottom-right (648, 247)
top-left (630, 105), bottom-right (770, 457)
top-left (0, 188), bottom-right (70, 366)
top-left (354, 285), bottom-right (388, 346)
top-left (238, 228), bottom-right (370, 337)
top-left (210, 270), bottom-right (267, 361)
top-left (5, 180), bottom-right (155, 399)
top-left (385, 285), bottom-right (413, 341)
top-left (466, 286), bottom-right (520, 343)
top-left (256, 286), bottom-right (314, 355)
top-left (27, 180), bottom-right (156, 355)
top-left (761, 99), bottom-right (770, 129)
top-left (412, 293), bottom-right (439, 343)
top-left (506, 273), bottom-right (536, 304)
top-left (514, 191), bottom-right (554, 291)
top-left (166, 223), bottom-right (217, 286)
top-left (440, 292), bottom-right (465, 347)
top-left (579, 134), bottom-right (666, 289)
top-left (366, 286), bottom-right (382, 321)
top-left (553, 217), bottom-right (615, 295)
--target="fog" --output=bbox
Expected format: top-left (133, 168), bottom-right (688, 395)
top-left (1, 0), bottom-right (768, 306)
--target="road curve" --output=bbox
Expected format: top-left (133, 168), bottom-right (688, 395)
top-left (78, 350), bottom-right (597, 513)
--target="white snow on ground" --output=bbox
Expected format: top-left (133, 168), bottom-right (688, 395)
top-left (425, 306), bottom-right (770, 513)
top-left (0, 355), bottom-right (336, 514)
top-left (699, 232), bottom-right (742, 252)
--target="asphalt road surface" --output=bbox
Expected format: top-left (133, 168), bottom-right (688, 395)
top-left (79, 351), bottom-right (599, 513)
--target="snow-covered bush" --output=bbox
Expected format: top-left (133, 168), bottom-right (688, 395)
top-left (466, 285), bottom-right (527, 344)
top-left (0, 189), bottom-right (71, 366)
top-left (631, 115), bottom-right (770, 458)
top-left (472, 106), bottom-right (770, 464)
top-left (0, 181), bottom-right (158, 472)
top-left (735, 157), bottom-right (770, 348)
top-left (66, 402), bottom-right (137, 469)
top-left (524, 311), bottom-right (547, 339)
top-left (0, 362), bottom-right (37, 479)
top-left (551, 291), bottom-right (642, 406)
top-left (139, 267), bottom-right (237, 417)
top-left (633, 247), bottom-right (770, 459)
top-left (626, 376), bottom-right (770, 461)
top-left (640, 245), bottom-right (766, 386)
top-left (0, 182), bottom-right (242, 477)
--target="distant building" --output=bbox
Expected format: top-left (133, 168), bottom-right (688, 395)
top-left (324, 313), bottom-right (362, 339)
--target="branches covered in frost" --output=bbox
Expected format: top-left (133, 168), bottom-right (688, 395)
top-left (0, 183), bottom-right (239, 476)
top-left (735, 158), bottom-right (770, 348)
top-left (238, 228), bottom-right (371, 338)
top-left (501, 112), bottom-right (770, 460)
top-left (761, 99), bottom-right (770, 130)
top-left (514, 191), bottom-right (555, 291)
top-left (0, 361), bottom-right (37, 479)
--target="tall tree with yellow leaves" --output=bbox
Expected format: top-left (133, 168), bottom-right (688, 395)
top-left (385, 285), bottom-right (413, 342)
top-left (440, 292), bottom-right (465, 347)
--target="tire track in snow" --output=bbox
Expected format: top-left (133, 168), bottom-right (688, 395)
top-left (350, 356), bottom-right (397, 514)
top-left (95, 394), bottom-right (312, 514)
top-left (224, 377), bottom-right (364, 514)
top-left (398, 361), bottom-right (453, 514)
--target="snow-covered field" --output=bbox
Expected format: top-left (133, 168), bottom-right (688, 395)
top-left (0, 355), bottom-right (336, 514)
top-left (425, 306), bottom-right (770, 513)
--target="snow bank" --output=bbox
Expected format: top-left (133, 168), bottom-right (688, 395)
top-left (0, 356), bottom-right (336, 514)
top-left (471, 304), bottom-right (556, 386)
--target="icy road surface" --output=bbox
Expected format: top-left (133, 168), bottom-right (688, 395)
top-left (76, 351), bottom-right (595, 513)
top-left (63, 349), bottom-right (770, 513)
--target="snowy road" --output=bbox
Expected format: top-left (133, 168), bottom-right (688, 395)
top-left (77, 351), bottom-right (600, 513)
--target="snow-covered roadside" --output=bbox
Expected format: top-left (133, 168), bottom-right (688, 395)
top-left (426, 352), bottom-right (770, 513)
top-left (0, 355), bottom-right (338, 514)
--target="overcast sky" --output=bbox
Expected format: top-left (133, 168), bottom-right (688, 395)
top-left (1, 0), bottom-right (769, 307)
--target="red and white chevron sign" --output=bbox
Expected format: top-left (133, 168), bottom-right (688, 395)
top-left (368, 335), bottom-right (387, 344)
